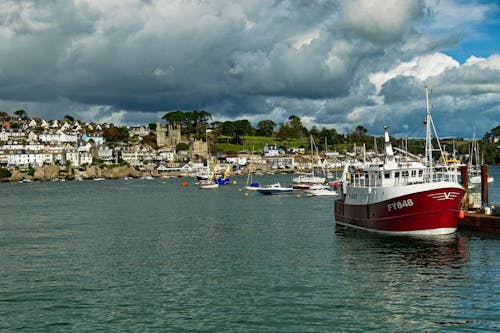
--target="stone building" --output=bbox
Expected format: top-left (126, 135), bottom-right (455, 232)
top-left (156, 122), bottom-right (182, 148)
top-left (190, 139), bottom-right (208, 161)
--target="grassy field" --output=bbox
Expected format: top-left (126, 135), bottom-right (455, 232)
top-left (214, 135), bottom-right (311, 153)
top-left (212, 135), bottom-right (478, 159)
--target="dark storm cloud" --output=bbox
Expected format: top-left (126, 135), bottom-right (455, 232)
top-left (380, 77), bottom-right (423, 104)
top-left (0, 0), bottom-right (498, 136)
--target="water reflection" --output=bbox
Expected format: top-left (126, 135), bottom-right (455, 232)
top-left (334, 225), bottom-right (469, 269)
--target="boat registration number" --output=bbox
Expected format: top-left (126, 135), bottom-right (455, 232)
top-left (387, 199), bottom-right (414, 212)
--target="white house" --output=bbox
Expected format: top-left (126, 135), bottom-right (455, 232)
top-left (157, 148), bottom-right (176, 162)
top-left (97, 146), bottom-right (115, 164)
top-left (263, 144), bottom-right (280, 157)
top-left (7, 152), bottom-right (53, 167)
top-left (61, 122), bottom-right (72, 132)
top-left (288, 147), bottom-right (305, 154)
top-left (39, 131), bottom-right (78, 143)
top-left (0, 129), bottom-right (27, 142)
top-left (79, 151), bottom-right (93, 166)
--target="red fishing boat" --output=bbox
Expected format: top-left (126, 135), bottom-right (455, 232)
top-left (334, 88), bottom-right (464, 235)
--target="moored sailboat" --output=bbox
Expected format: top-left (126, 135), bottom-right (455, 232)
top-left (245, 147), bottom-right (261, 190)
top-left (292, 135), bottom-right (326, 189)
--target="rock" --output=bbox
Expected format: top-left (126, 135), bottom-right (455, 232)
top-left (9, 170), bottom-right (26, 182)
top-left (33, 165), bottom-right (60, 181)
top-left (82, 166), bottom-right (99, 179)
top-left (105, 165), bottom-right (142, 179)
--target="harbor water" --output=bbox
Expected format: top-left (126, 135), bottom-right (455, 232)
top-left (1, 167), bottom-right (499, 332)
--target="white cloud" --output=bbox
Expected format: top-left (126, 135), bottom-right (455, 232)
top-left (341, 0), bottom-right (424, 44)
top-left (424, 0), bottom-right (495, 31)
top-left (369, 53), bottom-right (459, 93)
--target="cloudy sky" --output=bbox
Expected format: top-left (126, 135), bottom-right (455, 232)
top-left (1, 0), bottom-right (499, 138)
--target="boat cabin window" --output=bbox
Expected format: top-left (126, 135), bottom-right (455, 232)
top-left (411, 170), bottom-right (417, 177)
top-left (418, 170), bottom-right (423, 177)
top-left (384, 172), bottom-right (391, 179)
top-left (395, 171), bottom-right (400, 178)
top-left (402, 171), bottom-right (409, 177)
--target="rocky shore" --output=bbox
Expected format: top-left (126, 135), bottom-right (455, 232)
top-left (3, 165), bottom-right (149, 182)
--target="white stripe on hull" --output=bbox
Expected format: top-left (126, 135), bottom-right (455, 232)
top-left (335, 220), bottom-right (456, 236)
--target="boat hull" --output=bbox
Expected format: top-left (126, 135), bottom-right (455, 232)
top-left (214, 177), bottom-right (230, 185)
top-left (257, 189), bottom-right (293, 195)
top-left (334, 186), bottom-right (464, 235)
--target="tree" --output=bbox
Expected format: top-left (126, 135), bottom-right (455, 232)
top-left (0, 168), bottom-right (11, 178)
top-left (350, 125), bottom-right (368, 145)
top-left (162, 110), bottom-right (186, 127)
top-left (276, 122), bottom-right (290, 141)
top-left (192, 110), bottom-right (212, 127)
top-left (354, 125), bottom-right (367, 136)
top-left (103, 127), bottom-right (129, 142)
top-left (232, 119), bottom-right (252, 144)
top-left (310, 125), bottom-right (319, 140)
top-left (288, 115), bottom-right (306, 139)
top-left (176, 142), bottom-right (189, 151)
top-left (64, 115), bottom-right (74, 122)
top-left (483, 125), bottom-right (500, 143)
top-left (256, 120), bottom-right (276, 136)
top-left (14, 109), bottom-right (28, 120)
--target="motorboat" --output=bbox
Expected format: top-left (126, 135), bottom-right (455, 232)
top-left (257, 183), bottom-right (293, 195)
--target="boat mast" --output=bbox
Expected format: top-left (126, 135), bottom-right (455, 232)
top-left (246, 146), bottom-right (254, 185)
top-left (425, 87), bottom-right (432, 166)
top-left (425, 87), bottom-right (433, 178)
top-left (206, 128), bottom-right (212, 170)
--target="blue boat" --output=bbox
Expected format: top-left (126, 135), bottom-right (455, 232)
top-left (257, 183), bottom-right (293, 195)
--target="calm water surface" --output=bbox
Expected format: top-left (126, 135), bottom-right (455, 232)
top-left (1, 167), bottom-right (500, 332)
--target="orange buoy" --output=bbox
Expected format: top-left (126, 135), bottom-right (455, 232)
top-left (458, 210), bottom-right (465, 219)
top-left (181, 182), bottom-right (189, 186)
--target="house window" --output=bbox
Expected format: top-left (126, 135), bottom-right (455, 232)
top-left (384, 172), bottom-right (391, 179)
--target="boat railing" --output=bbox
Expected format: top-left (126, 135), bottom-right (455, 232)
top-left (423, 168), bottom-right (459, 183)
top-left (347, 167), bottom-right (459, 188)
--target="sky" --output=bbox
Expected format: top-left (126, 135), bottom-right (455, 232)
top-left (0, 0), bottom-right (499, 139)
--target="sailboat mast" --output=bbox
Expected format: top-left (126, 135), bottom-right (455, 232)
top-left (206, 129), bottom-right (212, 170)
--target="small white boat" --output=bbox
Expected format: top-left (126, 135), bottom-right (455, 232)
top-left (257, 183), bottom-right (293, 195)
top-left (304, 184), bottom-right (337, 196)
top-left (292, 172), bottom-right (326, 185)
top-left (198, 179), bottom-right (219, 189)
top-left (469, 175), bottom-right (494, 184)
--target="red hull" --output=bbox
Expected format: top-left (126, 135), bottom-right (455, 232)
top-left (334, 188), bottom-right (464, 235)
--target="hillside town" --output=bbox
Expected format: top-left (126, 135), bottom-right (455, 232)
top-left (2, 108), bottom-right (498, 183)
top-left (0, 113), bottom-right (328, 182)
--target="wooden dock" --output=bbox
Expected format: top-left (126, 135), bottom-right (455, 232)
top-left (459, 212), bottom-right (500, 233)
top-left (457, 165), bottom-right (500, 233)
